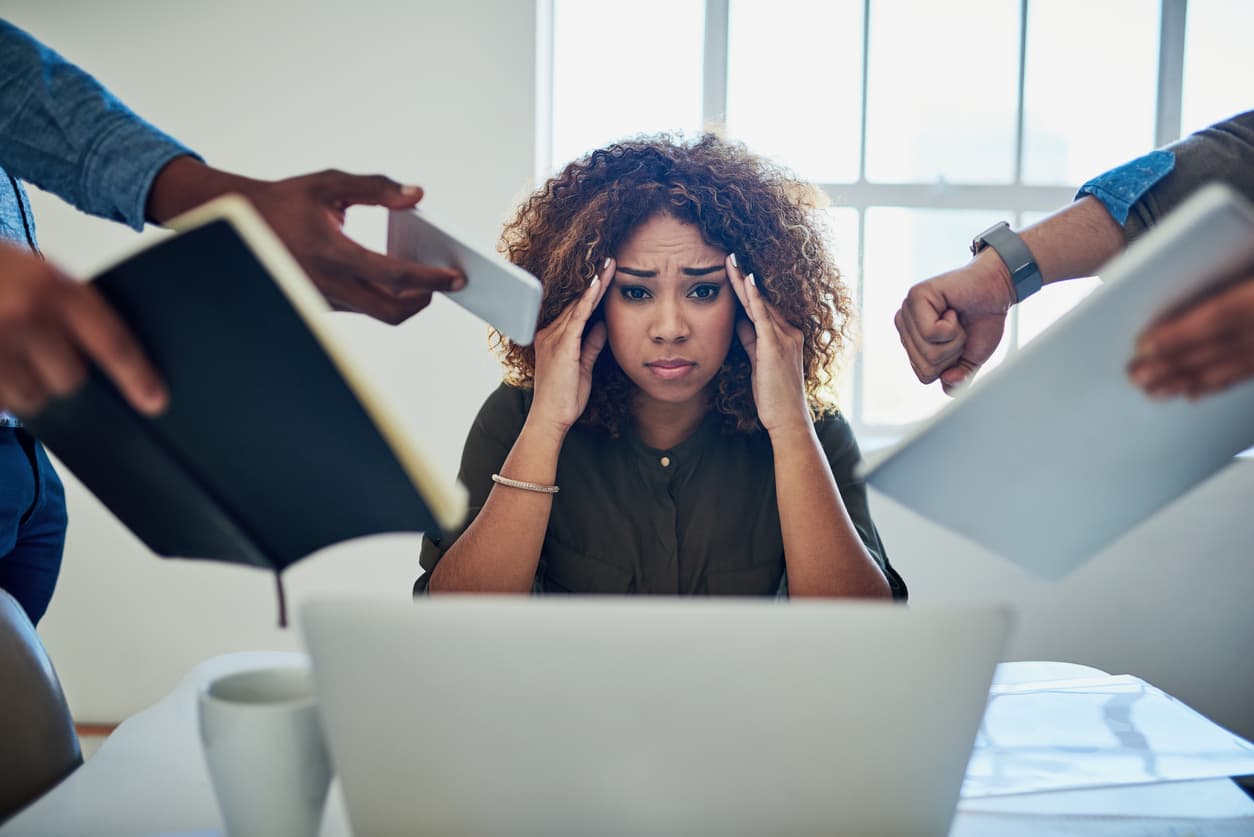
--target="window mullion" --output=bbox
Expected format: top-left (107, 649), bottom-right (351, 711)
top-left (852, 0), bottom-right (871, 427)
top-left (1155, 0), bottom-right (1188, 145)
top-left (857, 0), bottom-right (871, 184)
top-left (703, 0), bottom-right (730, 131)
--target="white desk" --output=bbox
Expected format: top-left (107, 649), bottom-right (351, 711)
top-left (3, 654), bottom-right (1252, 836)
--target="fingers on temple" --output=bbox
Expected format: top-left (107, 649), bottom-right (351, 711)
top-left (726, 253), bottom-right (752, 316)
top-left (735, 318), bottom-right (757, 361)
top-left (580, 320), bottom-right (608, 371)
top-left (571, 260), bottom-right (614, 327)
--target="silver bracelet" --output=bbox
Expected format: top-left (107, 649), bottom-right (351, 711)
top-left (491, 473), bottom-right (560, 494)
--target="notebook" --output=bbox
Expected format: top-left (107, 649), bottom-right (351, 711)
top-left (26, 195), bottom-right (469, 579)
top-left (863, 183), bottom-right (1254, 579)
top-left (302, 597), bottom-right (1012, 837)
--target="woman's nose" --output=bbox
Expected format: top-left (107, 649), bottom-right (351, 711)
top-left (649, 298), bottom-right (689, 343)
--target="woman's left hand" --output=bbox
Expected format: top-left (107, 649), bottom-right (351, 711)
top-left (726, 253), bottom-right (811, 434)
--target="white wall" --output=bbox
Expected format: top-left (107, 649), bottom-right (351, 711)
top-left (9, 2), bottom-right (1254, 742)
top-left (8, 0), bottom-right (536, 721)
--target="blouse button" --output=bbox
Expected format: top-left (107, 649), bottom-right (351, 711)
top-left (660, 456), bottom-right (671, 468)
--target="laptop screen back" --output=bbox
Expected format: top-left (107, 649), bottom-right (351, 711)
top-left (303, 597), bottom-right (1010, 837)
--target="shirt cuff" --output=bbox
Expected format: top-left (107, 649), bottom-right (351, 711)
top-left (80, 116), bottom-right (202, 232)
top-left (1075, 149), bottom-right (1175, 225)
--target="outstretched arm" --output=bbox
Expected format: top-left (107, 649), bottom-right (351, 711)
top-left (0, 20), bottom-right (463, 418)
top-left (895, 110), bottom-right (1254, 395)
top-left (146, 158), bottom-right (464, 324)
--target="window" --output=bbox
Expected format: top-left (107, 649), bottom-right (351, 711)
top-left (544, 0), bottom-right (1251, 436)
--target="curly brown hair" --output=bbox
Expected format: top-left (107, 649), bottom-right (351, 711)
top-left (495, 133), bottom-right (854, 436)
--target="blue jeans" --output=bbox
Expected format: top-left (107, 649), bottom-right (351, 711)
top-left (0, 428), bottom-right (67, 625)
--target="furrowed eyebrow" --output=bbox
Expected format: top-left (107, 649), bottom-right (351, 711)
top-left (615, 265), bottom-right (726, 278)
top-left (683, 265), bottom-right (727, 276)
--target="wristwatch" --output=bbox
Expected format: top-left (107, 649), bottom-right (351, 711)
top-left (970, 221), bottom-right (1042, 304)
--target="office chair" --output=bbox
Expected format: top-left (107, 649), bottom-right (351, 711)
top-left (0, 589), bottom-right (82, 822)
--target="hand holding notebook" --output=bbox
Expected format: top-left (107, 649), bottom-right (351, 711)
top-left (23, 196), bottom-right (539, 598)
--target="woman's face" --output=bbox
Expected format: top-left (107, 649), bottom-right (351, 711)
top-left (605, 214), bottom-right (738, 411)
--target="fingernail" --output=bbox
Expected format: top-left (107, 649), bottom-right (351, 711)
top-left (603, 257), bottom-right (611, 269)
top-left (730, 252), bottom-right (738, 268)
top-left (401, 184), bottom-right (423, 197)
top-left (747, 273), bottom-right (757, 287)
top-left (590, 274), bottom-right (600, 289)
top-left (450, 275), bottom-right (467, 291)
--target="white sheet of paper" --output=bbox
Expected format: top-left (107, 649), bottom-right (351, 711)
top-left (864, 184), bottom-right (1254, 578)
top-left (962, 674), bottom-right (1254, 798)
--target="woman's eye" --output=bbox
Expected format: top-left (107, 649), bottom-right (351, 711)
top-left (689, 284), bottom-right (720, 300)
top-left (620, 286), bottom-right (650, 301)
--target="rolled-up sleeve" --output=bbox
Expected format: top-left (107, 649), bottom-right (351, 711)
top-left (1077, 111), bottom-right (1254, 243)
top-left (0, 20), bottom-right (199, 230)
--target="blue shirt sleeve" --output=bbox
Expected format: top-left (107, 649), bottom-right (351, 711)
top-left (1075, 149), bottom-right (1175, 225)
top-left (0, 20), bottom-right (200, 231)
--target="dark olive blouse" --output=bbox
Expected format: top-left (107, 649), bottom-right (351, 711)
top-left (416, 384), bottom-right (906, 599)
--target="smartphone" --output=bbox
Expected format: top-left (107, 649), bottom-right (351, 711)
top-left (386, 209), bottom-right (543, 344)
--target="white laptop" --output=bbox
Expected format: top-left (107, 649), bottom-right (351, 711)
top-left (302, 597), bottom-right (1011, 837)
top-left (864, 183), bottom-right (1254, 579)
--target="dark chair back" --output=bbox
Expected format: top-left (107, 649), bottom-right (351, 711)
top-left (0, 589), bottom-right (81, 822)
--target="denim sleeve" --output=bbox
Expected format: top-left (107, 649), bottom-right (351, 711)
top-left (1077, 111), bottom-right (1254, 243)
top-left (1076, 150), bottom-right (1175, 226)
top-left (0, 20), bottom-right (200, 231)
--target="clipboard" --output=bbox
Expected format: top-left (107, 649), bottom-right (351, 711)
top-left (862, 183), bottom-right (1254, 578)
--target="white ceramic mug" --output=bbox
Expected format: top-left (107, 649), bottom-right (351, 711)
top-left (198, 666), bottom-right (332, 837)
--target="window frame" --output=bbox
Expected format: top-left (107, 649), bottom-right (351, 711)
top-left (541, 0), bottom-right (1192, 438)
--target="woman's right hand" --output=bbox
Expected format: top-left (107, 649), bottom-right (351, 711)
top-left (527, 258), bottom-right (615, 439)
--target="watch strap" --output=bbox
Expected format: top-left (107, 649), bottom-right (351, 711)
top-left (971, 221), bottom-right (1043, 303)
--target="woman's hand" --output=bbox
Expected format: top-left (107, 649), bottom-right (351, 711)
top-left (726, 254), bottom-right (810, 435)
top-left (527, 259), bottom-right (616, 440)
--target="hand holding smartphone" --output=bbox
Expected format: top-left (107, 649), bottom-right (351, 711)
top-left (386, 209), bottom-right (543, 344)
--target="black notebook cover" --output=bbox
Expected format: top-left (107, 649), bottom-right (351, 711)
top-left (27, 196), bottom-right (467, 572)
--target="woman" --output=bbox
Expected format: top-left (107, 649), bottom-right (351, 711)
top-left (417, 134), bottom-right (905, 599)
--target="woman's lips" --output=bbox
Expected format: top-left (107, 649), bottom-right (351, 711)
top-left (646, 359), bottom-right (696, 380)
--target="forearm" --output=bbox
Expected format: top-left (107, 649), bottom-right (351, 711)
top-left (1016, 196), bottom-right (1126, 288)
top-left (427, 422), bottom-right (564, 593)
top-left (0, 20), bottom-right (197, 230)
top-left (770, 424), bottom-right (892, 599)
top-left (145, 156), bottom-right (264, 224)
